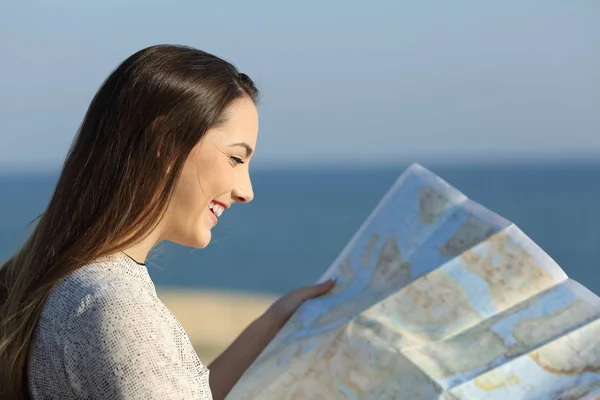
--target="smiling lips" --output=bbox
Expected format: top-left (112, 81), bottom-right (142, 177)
top-left (208, 201), bottom-right (226, 224)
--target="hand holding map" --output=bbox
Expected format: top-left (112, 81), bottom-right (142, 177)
top-left (227, 163), bottom-right (600, 399)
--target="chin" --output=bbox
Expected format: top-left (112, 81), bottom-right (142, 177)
top-left (166, 215), bottom-right (213, 249)
top-left (195, 238), bottom-right (211, 249)
top-left (175, 230), bottom-right (211, 249)
top-left (191, 232), bottom-right (211, 248)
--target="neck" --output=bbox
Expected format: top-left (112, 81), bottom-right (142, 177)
top-left (121, 226), bottom-right (163, 264)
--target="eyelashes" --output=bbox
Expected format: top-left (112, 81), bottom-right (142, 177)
top-left (230, 156), bottom-right (245, 165)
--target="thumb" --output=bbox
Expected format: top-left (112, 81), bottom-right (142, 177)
top-left (296, 279), bottom-right (335, 300)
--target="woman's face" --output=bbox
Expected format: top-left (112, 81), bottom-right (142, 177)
top-left (162, 96), bottom-right (259, 248)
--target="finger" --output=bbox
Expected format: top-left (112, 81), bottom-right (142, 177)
top-left (296, 279), bottom-right (335, 300)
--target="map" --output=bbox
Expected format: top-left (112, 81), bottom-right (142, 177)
top-left (226, 163), bottom-right (600, 399)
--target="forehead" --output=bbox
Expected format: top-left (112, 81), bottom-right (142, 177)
top-left (210, 97), bottom-right (259, 148)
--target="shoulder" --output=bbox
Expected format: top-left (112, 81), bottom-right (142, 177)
top-left (62, 254), bottom-right (155, 296)
top-left (43, 257), bottom-right (157, 327)
top-left (54, 260), bottom-right (213, 399)
top-left (59, 259), bottom-right (165, 337)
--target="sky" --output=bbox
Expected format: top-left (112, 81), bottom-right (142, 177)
top-left (0, 1), bottom-right (599, 171)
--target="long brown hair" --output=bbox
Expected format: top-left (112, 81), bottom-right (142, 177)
top-left (0, 44), bottom-right (259, 399)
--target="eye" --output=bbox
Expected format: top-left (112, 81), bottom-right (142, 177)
top-left (230, 156), bottom-right (245, 165)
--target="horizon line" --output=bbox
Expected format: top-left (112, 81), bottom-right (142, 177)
top-left (0, 154), bottom-right (599, 176)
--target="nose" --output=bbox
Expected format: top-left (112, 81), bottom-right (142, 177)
top-left (232, 172), bottom-right (254, 204)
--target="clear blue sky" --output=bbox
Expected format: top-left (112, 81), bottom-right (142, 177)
top-left (0, 1), bottom-right (598, 170)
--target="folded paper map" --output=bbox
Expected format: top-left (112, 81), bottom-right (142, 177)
top-left (227, 163), bottom-right (600, 399)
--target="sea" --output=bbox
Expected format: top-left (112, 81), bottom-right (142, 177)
top-left (1, 161), bottom-right (599, 296)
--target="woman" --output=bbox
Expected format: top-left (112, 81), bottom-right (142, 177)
top-left (0, 44), bottom-right (334, 400)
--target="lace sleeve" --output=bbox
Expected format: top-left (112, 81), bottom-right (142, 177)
top-left (62, 283), bottom-right (212, 399)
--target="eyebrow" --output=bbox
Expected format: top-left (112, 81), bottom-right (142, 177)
top-left (228, 142), bottom-right (254, 157)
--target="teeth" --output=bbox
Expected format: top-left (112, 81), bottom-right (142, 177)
top-left (214, 205), bottom-right (223, 217)
top-left (209, 201), bottom-right (225, 218)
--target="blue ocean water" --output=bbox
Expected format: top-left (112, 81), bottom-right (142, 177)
top-left (1, 162), bottom-right (599, 296)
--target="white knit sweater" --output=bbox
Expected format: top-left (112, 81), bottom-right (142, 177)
top-left (27, 252), bottom-right (212, 399)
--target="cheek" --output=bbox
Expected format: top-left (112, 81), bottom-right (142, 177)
top-left (185, 160), bottom-right (233, 213)
top-left (170, 155), bottom-right (235, 222)
top-left (170, 164), bottom-right (210, 216)
top-left (200, 160), bottom-right (235, 198)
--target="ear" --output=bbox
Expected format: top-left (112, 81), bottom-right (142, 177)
top-left (150, 115), bottom-right (165, 130)
top-left (150, 116), bottom-right (166, 158)
top-left (149, 117), bottom-right (174, 175)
